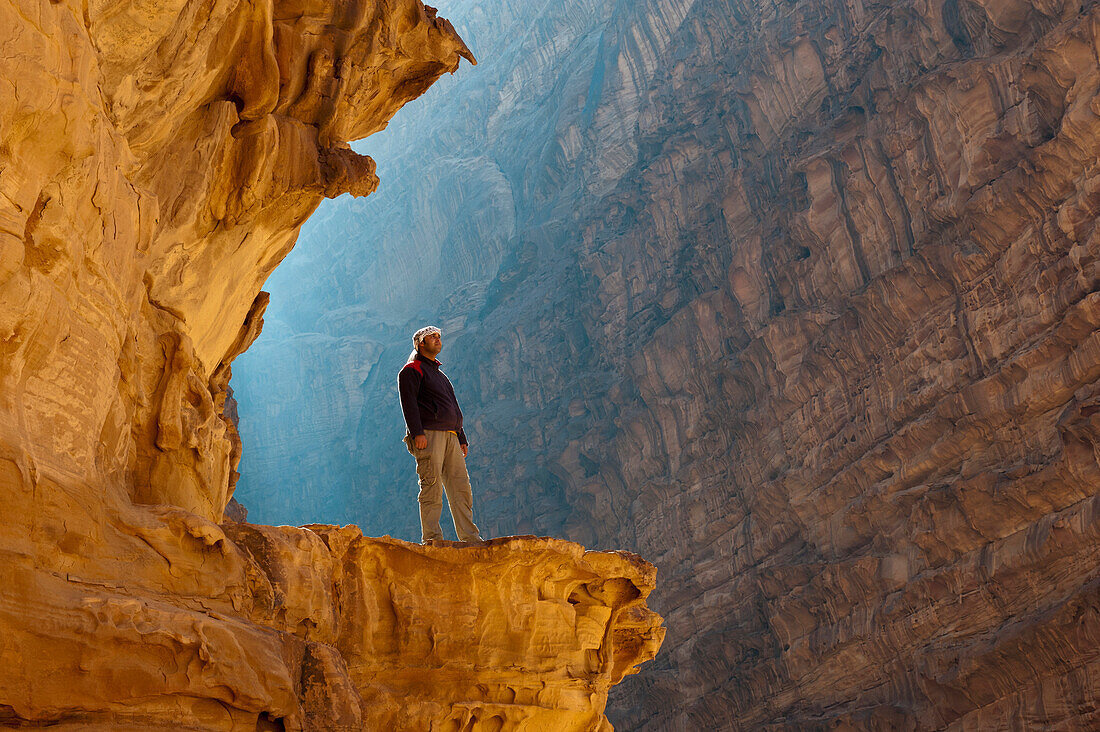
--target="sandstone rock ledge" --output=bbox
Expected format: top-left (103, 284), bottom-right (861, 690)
top-left (1, 512), bottom-right (664, 730)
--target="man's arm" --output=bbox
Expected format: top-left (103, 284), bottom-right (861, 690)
top-left (398, 366), bottom-right (424, 437)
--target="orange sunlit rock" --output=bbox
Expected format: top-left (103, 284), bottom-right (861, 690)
top-left (0, 0), bottom-right (663, 727)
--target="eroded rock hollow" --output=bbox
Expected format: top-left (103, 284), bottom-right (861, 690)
top-left (0, 0), bottom-right (663, 727)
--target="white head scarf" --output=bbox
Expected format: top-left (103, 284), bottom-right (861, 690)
top-left (409, 326), bottom-right (442, 361)
top-left (412, 325), bottom-right (442, 346)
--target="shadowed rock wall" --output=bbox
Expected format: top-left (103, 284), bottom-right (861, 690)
top-left (235, 0), bottom-right (1100, 728)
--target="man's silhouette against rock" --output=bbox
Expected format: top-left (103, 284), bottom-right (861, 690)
top-left (399, 326), bottom-right (483, 543)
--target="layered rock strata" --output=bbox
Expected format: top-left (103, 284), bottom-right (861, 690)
top-left (0, 0), bottom-right (663, 726)
top-left (235, 0), bottom-right (1100, 728)
top-left (3, 518), bottom-right (661, 729)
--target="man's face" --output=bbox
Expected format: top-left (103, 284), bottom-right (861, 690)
top-left (419, 332), bottom-right (442, 358)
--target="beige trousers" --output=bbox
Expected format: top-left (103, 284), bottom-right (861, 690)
top-left (405, 430), bottom-right (482, 542)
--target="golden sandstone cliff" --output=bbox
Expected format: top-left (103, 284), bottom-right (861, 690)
top-left (0, 0), bottom-right (663, 728)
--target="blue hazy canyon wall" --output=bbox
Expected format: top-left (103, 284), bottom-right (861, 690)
top-left (233, 0), bottom-right (629, 537)
top-left (233, 0), bottom-right (1100, 728)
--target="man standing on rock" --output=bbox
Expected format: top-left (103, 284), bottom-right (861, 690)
top-left (399, 326), bottom-right (483, 544)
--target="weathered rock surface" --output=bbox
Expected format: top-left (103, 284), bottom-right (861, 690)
top-left (3, 508), bottom-right (662, 728)
top-left (0, 0), bottom-right (663, 726)
top-left (236, 0), bottom-right (1100, 728)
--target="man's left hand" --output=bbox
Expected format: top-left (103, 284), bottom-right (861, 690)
top-left (461, 444), bottom-right (469, 458)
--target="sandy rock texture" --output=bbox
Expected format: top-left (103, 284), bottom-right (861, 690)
top-left (0, 0), bottom-right (663, 727)
top-left (236, 0), bottom-right (1100, 728)
top-left (3, 514), bottom-right (662, 728)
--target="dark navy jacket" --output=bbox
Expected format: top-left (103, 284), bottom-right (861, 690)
top-left (398, 353), bottom-right (468, 445)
